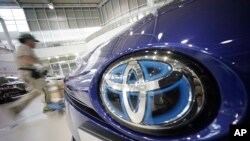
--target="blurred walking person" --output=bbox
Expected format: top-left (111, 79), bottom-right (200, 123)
top-left (9, 33), bottom-right (50, 116)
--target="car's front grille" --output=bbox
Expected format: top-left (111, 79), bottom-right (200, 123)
top-left (8, 92), bottom-right (23, 97)
top-left (65, 89), bottom-right (135, 140)
top-left (16, 84), bottom-right (26, 90)
top-left (64, 89), bottom-right (105, 123)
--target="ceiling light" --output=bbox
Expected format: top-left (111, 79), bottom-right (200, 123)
top-left (48, 2), bottom-right (54, 9)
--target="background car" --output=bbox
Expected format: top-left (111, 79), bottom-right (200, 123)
top-left (0, 76), bottom-right (27, 104)
top-left (64, 0), bottom-right (250, 140)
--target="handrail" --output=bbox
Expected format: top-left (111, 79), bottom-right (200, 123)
top-left (86, 0), bottom-right (173, 42)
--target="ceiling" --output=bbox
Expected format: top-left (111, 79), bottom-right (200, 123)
top-left (0, 0), bottom-right (103, 8)
top-left (17, 0), bottom-right (101, 4)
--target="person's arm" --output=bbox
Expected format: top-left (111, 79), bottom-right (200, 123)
top-left (19, 55), bottom-right (46, 75)
top-left (18, 55), bottom-right (38, 65)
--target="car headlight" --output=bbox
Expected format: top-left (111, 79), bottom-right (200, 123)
top-left (100, 49), bottom-right (220, 135)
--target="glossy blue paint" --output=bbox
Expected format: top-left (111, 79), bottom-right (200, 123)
top-left (73, 47), bottom-right (247, 141)
top-left (65, 0), bottom-right (250, 140)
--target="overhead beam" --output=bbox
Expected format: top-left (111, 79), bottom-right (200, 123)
top-left (0, 2), bottom-right (98, 8)
top-left (14, 0), bottom-right (20, 6)
top-left (147, 0), bottom-right (154, 7)
top-left (20, 3), bottom-right (98, 8)
top-left (0, 2), bottom-right (20, 8)
top-left (98, 0), bottom-right (109, 8)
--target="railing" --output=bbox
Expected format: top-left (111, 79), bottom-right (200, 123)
top-left (86, 0), bottom-right (172, 42)
top-left (35, 39), bottom-right (86, 48)
top-left (0, 43), bottom-right (13, 53)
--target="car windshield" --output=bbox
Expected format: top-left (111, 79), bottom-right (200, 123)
top-left (0, 77), bottom-right (9, 84)
top-left (0, 77), bottom-right (17, 85)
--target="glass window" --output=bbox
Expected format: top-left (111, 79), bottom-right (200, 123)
top-left (69, 62), bottom-right (76, 71)
top-left (0, 9), bottom-right (13, 20)
top-left (12, 9), bottom-right (26, 20)
top-left (0, 9), bottom-right (29, 33)
top-left (5, 21), bottom-right (15, 25)
top-left (59, 57), bottom-right (67, 61)
top-left (53, 70), bottom-right (61, 76)
top-left (68, 55), bottom-right (76, 60)
top-left (50, 58), bottom-right (58, 63)
top-left (6, 25), bottom-right (18, 32)
top-left (62, 68), bottom-right (70, 76)
top-left (60, 63), bottom-right (69, 69)
top-left (15, 21), bottom-right (26, 24)
top-left (43, 56), bottom-right (79, 77)
top-left (69, 62), bottom-right (76, 68)
top-left (51, 63), bottom-right (60, 70)
top-left (41, 59), bottom-right (49, 65)
top-left (17, 25), bottom-right (29, 32)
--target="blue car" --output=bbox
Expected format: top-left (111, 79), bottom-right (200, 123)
top-left (64, 0), bottom-right (250, 140)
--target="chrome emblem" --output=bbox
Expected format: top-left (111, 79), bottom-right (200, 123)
top-left (100, 50), bottom-right (205, 131)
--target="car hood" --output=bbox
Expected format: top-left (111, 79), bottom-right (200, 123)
top-left (65, 0), bottom-right (250, 109)
top-left (2, 81), bottom-right (25, 86)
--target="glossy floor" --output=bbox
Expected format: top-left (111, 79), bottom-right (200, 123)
top-left (0, 96), bottom-right (71, 141)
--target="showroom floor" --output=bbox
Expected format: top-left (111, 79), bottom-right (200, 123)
top-left (0, 96), bottom-right (71, 141)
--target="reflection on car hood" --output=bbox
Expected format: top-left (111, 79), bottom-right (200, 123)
top-left (2, 81), bottom-right (25, 86)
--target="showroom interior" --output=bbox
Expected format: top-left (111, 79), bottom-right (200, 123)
top-left (1, 0), bottom-right (249, 141)
top-left (0, 0), bottom-right (165, 141)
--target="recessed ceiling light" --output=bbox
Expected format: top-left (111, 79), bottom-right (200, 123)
top-left (48, 2), bottom-right (54, 9)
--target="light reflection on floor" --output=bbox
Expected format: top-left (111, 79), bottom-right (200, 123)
top-left (0, 96), bottom-right (71, 141)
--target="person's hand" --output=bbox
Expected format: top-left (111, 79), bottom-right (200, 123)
top-left (33, 64), bottom-right (43, 70)
top-left (33, 64), bottom-right (47, 74)
top-left (43, 70), bottom-right (48, 75)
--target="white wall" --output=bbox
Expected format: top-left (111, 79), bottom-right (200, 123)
top-left (33, 43), bottom-right (88, 59)
top-left (34, 23), bottom-right (132, 59)
top-left (0, 52), bottom-right (15, 62)
top-left (86, 23), bottom-right (132, 50)
top-left (0, 22), bottom-right (132, 76)
top-left (0, 53), bottom-right (17, 76)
